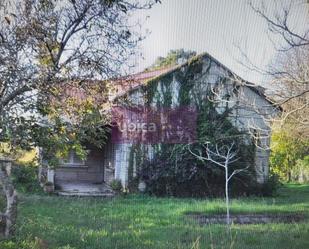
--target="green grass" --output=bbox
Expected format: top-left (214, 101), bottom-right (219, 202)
top-left (1, 184), bottom-right (309, 249)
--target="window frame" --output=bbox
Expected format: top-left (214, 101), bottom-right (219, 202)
top-left (60, 150), bottom-right (86, 167)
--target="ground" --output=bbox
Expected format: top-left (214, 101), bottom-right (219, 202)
top-left (1, 184), bottom-right (309, 249)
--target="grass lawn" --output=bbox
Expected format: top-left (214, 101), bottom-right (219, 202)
top-left (1, 184), bottom-right (309, 249)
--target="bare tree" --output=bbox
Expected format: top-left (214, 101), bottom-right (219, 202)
top-left (189, 142), bottom-right (248, 225)
top-left (249, 1), bottom-right (309, 51)
top-left (238, 1), bottom-right (309, 138)
top-left (269, 46), bottom-right (309, 137)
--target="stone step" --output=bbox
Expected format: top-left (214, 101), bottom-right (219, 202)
top-left (55, 182), bottom-right (115, 197)
top-left (56, 191), bottom-right (115, 197)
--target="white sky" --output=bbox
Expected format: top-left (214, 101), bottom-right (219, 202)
top-left (132, 0), bottom-right (308, 87)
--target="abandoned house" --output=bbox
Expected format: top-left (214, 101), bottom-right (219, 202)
top-left (41, 52), bottom-right (277, 196)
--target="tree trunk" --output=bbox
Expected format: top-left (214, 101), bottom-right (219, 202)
top-left (225, 165), bottom-right (230, 226)
top-left (0, 160), bottom-right (17, 238)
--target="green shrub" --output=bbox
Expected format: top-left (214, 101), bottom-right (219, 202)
top-left (0, 241), bottom-right (20, 249)
top-left (11, 162), bottom-right (42, 193)
top-left (138, 143), bottom-right (258, 198)
top-left (246, 174), bottom-right (281, 197)
top-left (110, 179), bottom-right (122, 192)
top-left (262, 174), bottom-right (281, 196)
top-left (0, 239), bottom-right (42, 249)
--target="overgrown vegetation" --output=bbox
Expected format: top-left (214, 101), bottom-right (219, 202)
top-left (0, 184), bottom-right (308, 249)
top-left (270, 127), bottom-right (309, 183)
top-left (34, 101), bottom-right (110, 168)
top-left (249, 2), bottom-right (309, 185)
top-left (146, 49), bottom-right (196, 70)
top-left (137, 112), bottom-right (257, 197)
top-left (110, 179), bottom-right (123, 193)
top-left (127, 58), bottom-right (267, 197)
top-left (11, 162), bottom-right (42, 194)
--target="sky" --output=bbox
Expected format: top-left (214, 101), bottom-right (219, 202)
top-left (132, 0), bottom-right (308, 87)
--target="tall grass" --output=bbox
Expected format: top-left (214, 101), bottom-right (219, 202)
top-left (0, 184), bottom-right (308, 249)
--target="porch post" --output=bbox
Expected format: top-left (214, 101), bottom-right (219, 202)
top-left (47, 167), bottom-right (55, 184)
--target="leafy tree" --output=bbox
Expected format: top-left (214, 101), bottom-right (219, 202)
top-left (270, 127), bottom-right (309, 182)
top-left (147, 49), bottom-right (196, 70)
top-left (244, 1), bottom-right (309, 182)
top-left (0, 0), bottom-right (158, 237)
top-left (292, 156), bottom-right (309, 183)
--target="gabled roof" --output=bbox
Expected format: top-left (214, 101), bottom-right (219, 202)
top-left (111, 66), bottom-right (177, 97)
top-left (113, 52), bottom-right (276, 107)
top-left (60, 52), bottom-right (277, 108)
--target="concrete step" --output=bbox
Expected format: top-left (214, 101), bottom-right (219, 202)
top-left (55, 182), bottom-right (115, 197)
top-left (56, 191), bottom-right (115, 197)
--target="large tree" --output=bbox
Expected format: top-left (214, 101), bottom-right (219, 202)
top-left (0, 0), bottom-right (158, 237)
top-left (245, 1), bottom-right (309, 181)
top-left (247, 1), bottom-right (309, 136)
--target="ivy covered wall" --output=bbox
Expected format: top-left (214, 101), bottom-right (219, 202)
top-left (115, 53), bottom-right (272, 195)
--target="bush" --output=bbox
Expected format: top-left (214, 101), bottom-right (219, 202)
top-left (11, 162), bottom-right (42, 193)
top-left (137, 144), bottom-right (258, 198)
top-left (270, 130), bottom-right (309, 182)
top-left (262, 174), bottom-right (281, 196)
top-left (110, 179), bottom-right (122, 192)
top-left (138, 152), bottom-right (210, 197)
top-left (246, 174), bottom-right (281, 197)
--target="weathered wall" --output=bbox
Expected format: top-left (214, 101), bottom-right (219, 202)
top-left (55, 145), bottom-right (105, 184)
top-left (230, 86), bottom-right (273, 183)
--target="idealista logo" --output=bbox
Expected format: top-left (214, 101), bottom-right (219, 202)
top-left (111, 105), bottom-right (197, 144)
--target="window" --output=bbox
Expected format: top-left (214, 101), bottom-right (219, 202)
top-left (61, 150), bottom-right (85, 166)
